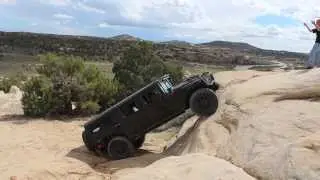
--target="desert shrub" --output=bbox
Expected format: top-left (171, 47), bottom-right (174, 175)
top-left (0, 73), bottom-right (27, 93)
top-left (21, 53), bottom-right (120, 117)
top-left (21, 76), bottom-right (53, 117)
top-left (112, 41), bottom-right (184, 94)
top-left (0, 78), bottom-right (15, 93)
top-left (78, 100), bottom-right (101, 116)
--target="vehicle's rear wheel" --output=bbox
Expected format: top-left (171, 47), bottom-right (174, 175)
top-left (189, 88), bottom-right (218, 116)
top-left (82, 131), bottom-right (95, 152)
top-left (107, 136), bottom-right (136, 160)
top-left (133, 135), bottom-right (145, 149)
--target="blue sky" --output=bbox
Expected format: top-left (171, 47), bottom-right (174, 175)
top-left (254, 14), bottom-right (299, 27)
top-left (1, 0), bottom-right (320, 52)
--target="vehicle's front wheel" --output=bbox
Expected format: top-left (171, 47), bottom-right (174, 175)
top-left (189, 88), bottom-right (218, 116)
top-left (107, 136), bottom-right (136, 160)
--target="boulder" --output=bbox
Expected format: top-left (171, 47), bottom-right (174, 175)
top-left (113, 153), bottom-right (256, 180)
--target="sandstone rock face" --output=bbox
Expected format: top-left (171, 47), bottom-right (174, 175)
top-left (113, 153), bottom-right (256, 180)
top-left (165, 69), bottom-right (320, 180)
top-left (0, 86), bottom-right (23, 116)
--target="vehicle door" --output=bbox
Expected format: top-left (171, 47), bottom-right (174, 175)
top-left (137, 86), bottom-right (168, 132)
top-left (118, 97), bottom-right (149, 136)
top-left (157, 78), bottom-right (185, 116)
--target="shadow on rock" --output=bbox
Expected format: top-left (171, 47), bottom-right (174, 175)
top-left (164, 116), bottom-right (208, 156)
top-left (66, 145), bottom-right (168, 175)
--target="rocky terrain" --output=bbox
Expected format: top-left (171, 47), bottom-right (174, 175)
top-left (1, 68), bottom-right (320, 180)
top-left (0, 31), bottom-right (307, 67)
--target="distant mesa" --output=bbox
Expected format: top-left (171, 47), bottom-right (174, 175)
top-left (109, 34), bottom-right (141, 41)
top-left (199, 41), bottom-right (259, 51)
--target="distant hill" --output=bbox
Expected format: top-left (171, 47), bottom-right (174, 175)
top-left (109, 34), bottom-right (141, 41)
top-left (199, 40), bottom-right (306, 59)
top-left (0, 31), bottom-right (307, 67)
top-left (160, 40), bottom-right (193, 46)
top-left (199, 41), bottom-right (258, 51)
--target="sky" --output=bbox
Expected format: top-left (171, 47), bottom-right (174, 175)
top-left (1, 0), bottom-right (320, 53)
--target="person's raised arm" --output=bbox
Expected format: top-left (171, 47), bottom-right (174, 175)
top-left (311, 20), bottom-right (320, 30)
top-left (304, 22), bottom-right (314, 32)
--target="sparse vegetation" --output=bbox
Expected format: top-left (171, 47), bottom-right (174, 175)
top-left (0, 73), bottom-right (27, 93)
top-left (112, 41), bottom-right (184, 95)
top-left (21, 53), bottom-right (121, 117)
top-left (0, 31), bottom-right (306, 67)
top-left (20, 43), bottom-right (184, 118)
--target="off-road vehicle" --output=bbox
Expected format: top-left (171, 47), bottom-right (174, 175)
top-left (82, 72), bottom-right (219, 160)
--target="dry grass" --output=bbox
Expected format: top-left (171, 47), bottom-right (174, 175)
top-left (274, 84), bottom-right (320, 102)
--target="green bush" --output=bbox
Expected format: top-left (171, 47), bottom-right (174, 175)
top-left (21, 76), bottom-right (53, 117)
top-left (21, 42), bottom-right (184, 118)
top-left (21, 53), bottom-right (120, 117)
top-left (0, 78), bottom-right (15, 93)
top-left (0, 73), bottom-right (27, 93)
top-left (112, 41), bottom-right (184, 94)
top-left (78, 101), bottom-right (100, 115)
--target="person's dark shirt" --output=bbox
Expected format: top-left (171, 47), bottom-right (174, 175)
top-left (312, 28), bottom-right (320, 43)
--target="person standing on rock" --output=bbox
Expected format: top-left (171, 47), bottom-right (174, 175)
top-left (304, 18), bottom-right (320, 68)
top-left (304, 19), bottom-right (320, 68)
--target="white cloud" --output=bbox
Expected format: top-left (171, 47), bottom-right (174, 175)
top-left (39, 0), bottom-right (71, 6)
top-left (4, 0), bottom-right (320, 52)
top-left (98, 23), bottom-right (110, 28)
top-left (53, 13), bottom-right (73, 19)
top-left (92, 0), bottom-right (318, 52)
top-left (73, 2), bottom-right (106, 14)
top-left (0, 0), bottom-right (15, 4)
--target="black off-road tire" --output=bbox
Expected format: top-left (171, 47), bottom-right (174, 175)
top-left (82, 131), bottom-right (95, 152)
top-left (107, 136), bottom-right (136, 160)
top-left (133, 135), bottom-right (145, 149)
top-left (189, 88), bottom-right (218, 116)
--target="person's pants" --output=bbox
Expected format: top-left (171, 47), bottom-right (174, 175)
top-left (307, 42), bottom-right (320, 67)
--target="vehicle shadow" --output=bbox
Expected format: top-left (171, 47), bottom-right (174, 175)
top-left (66, 145), bottom-right (168, 174)
top-left (66, 115), bottom-right (209, 175)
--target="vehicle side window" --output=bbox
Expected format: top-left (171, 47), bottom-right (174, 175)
top-left (158, 80), bottom-right (173, 94)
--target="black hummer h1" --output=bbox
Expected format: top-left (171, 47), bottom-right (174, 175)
top-left (82, 72), bottom-right (219, 160)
